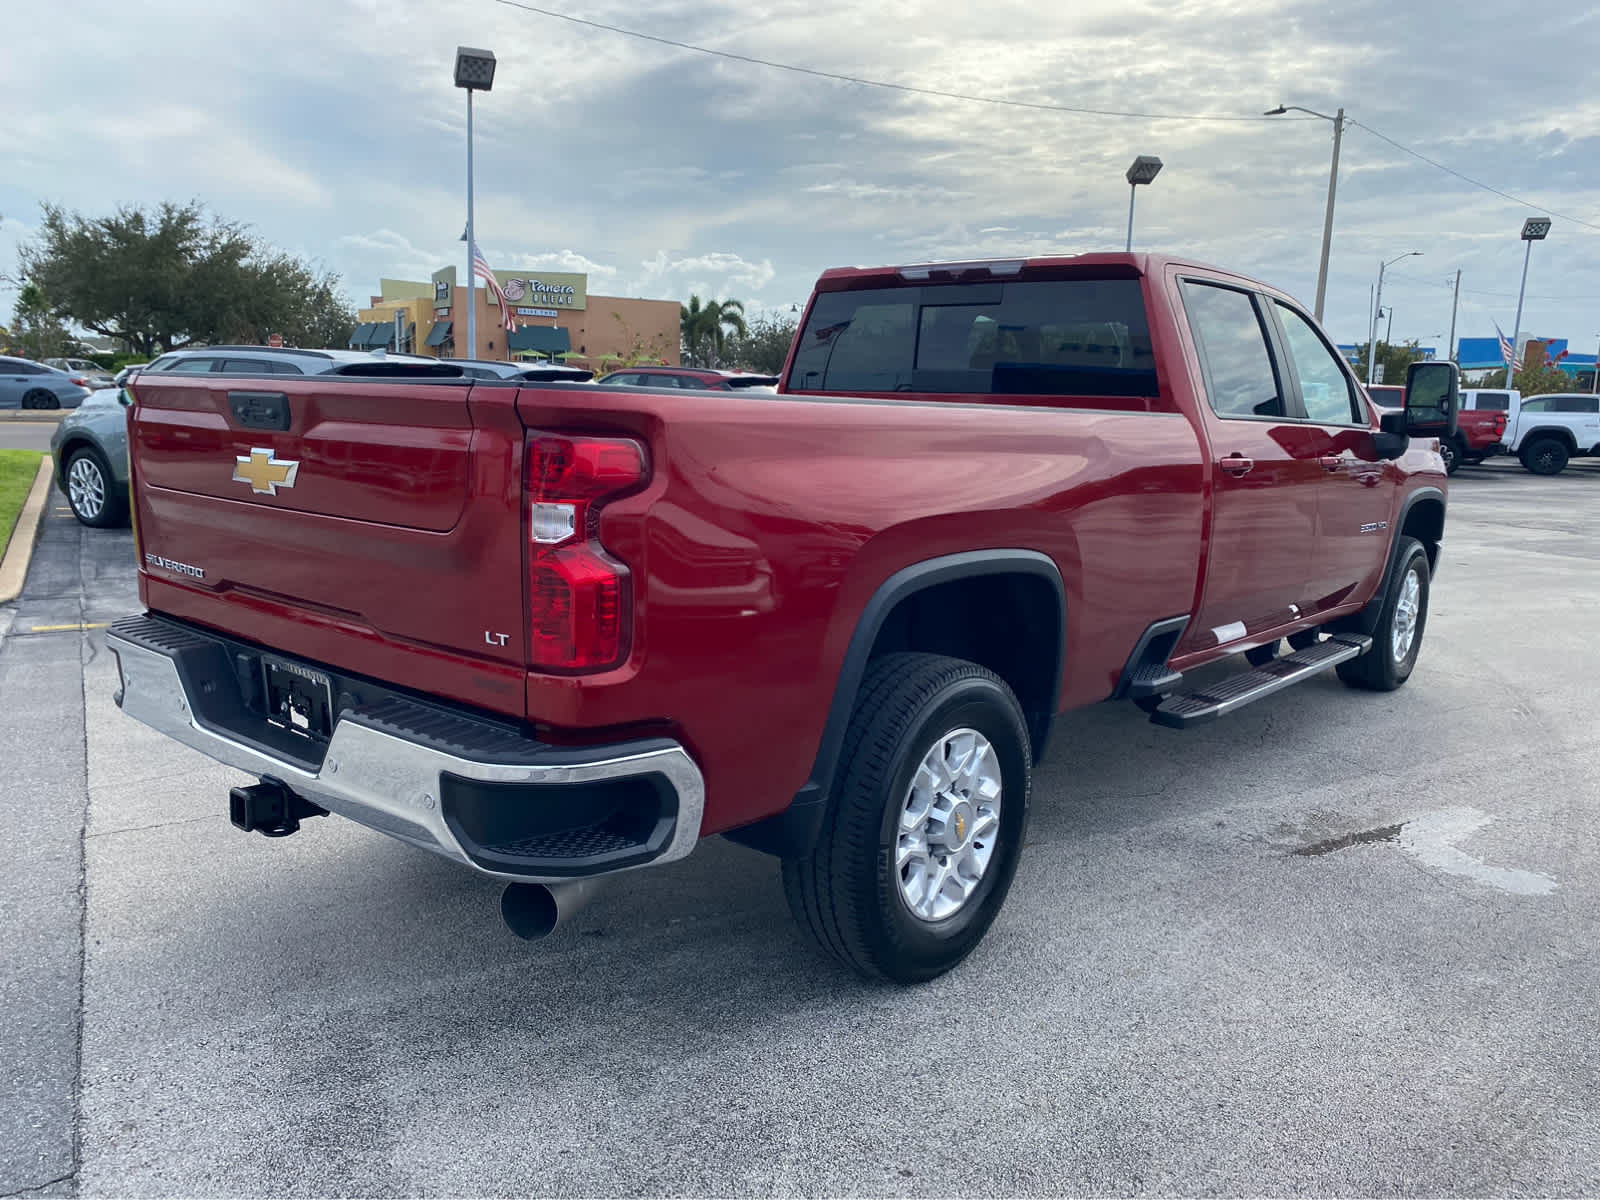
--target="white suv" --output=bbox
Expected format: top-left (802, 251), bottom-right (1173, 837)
top-left (1502, 393), bottom-right (1600, 475)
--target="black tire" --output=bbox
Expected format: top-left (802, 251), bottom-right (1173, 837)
top-left (22, 389), bottom-right (59, 411)
top-left (64, 446), bottom-right (127, 528)
top-left (1439, 437), bottom-right (1461, 475)
top-left (781, 652), bottom-right (1032, 985)
top-left (1520, 437), bottom-right (1569, 476)
top-left (1337, 536), bottom-right (1429, 692)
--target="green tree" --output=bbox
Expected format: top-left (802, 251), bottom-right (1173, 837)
top-left (18, 201), bottom-right (354, 355)
top-left (1470, 360), bottom-right (1575, 397)
top-left (7, 282), bottom-right (72, 360)
top-left (1347, 339), bottom-right (1429, 388)
top-left (679, 295), bottom-right (747, 367)
top-left (719, 313), bottom-right (798, 374)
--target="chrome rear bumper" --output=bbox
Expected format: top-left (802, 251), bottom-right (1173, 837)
top-left (107, 615), bottom-right (705, 883)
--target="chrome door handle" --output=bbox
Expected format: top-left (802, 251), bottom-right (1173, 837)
top-left (1219, 455), bottom-right (1253, 477)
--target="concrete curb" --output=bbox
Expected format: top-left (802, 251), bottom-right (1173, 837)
top-left (0, 410), bottom-right (69, 423)
top-left (0, 457), bottom-right (55, 605)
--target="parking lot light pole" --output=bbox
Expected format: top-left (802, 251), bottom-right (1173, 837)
top-left (454, 46), bottom-right (497, 360)
top-left (1265, 104), bottom-right (1345, 322)
top-left (1592, 333), bottom-right (1600, 394)
top-left (1507, 217), bottom-right (1551, 391)
top-left (1368, 251), bottom-right (1421, 384)
top-left (1124, 156), bottom-right (1163, 252)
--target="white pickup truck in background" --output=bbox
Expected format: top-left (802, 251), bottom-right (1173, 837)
top-left (1500, 392), bottom-right (1600, 475)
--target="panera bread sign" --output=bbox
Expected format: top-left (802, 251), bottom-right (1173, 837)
top-left (491, 270), bottom-right (587, 310)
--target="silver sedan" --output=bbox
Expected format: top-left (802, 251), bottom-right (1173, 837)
top-left (0, 356), bottom-right (93, 409)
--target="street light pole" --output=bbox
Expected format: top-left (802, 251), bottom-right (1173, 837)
top-left (1124, 155), bottom-right (1163, 252)
top-left (1592, 333), bottom-right (1600, 395)
top-left (1368, 251), bottom-right (1421, 385)
top-left (1446, 269), bottom-right (1461, 363)
top-left (465, 88), bottom-right (475, 359)
top-left (1506, 217), bottom-right (1551, 391)
top-left (454, 46), bottom-right (497, 361)
top-left (1265, 104), bottom-right (1345, 322)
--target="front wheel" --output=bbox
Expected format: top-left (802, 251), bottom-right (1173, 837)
top-left (65, 447), bottom-right (127, 527)
top-left (782, 652), bottom-right (1031, 984)
top-left (22, 389), bottom-right (60, 411)
top-left (1337, 536), bottom-right (1429, 692)
top-left (1520, 437), bottom-right (1568, 476)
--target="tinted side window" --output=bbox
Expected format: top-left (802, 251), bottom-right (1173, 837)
top-left (1520, 398), bottom-right (1551, 413)
top-left (1473, 391), bottom-right (1510, 411)
top-left (1181, 283), bottom-right (1283, 419)
top-left (790, 278), bottom-right (1157, 397)
top-left (8, 362), bottom-right (44, 375)
top-left (1553, 396), bottom-right (1598, 413)
top-left (168, 358), bottom-right (218, 373)
top-left (1274, 303), bottom-right (1361, 424)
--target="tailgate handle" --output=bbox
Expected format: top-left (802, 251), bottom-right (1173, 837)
top-left (228, 391), bottom-right (291, 432)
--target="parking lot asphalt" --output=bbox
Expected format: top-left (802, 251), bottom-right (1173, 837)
top-left (1, 460), bottom-right (1598, 1197)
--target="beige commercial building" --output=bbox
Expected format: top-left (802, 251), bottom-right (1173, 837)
top-left (350, 266), bottom-right (680, 368)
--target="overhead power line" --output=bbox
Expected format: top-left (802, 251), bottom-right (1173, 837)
top-left (490, 1), bottom-right (1600, 232)
top-left (488, 0), bottom-right (1307, 122)
top-left (1348, 121), bottom-right (1600, 233)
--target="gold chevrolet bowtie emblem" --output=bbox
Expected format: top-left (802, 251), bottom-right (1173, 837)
top-left (233, 447), bottom-right (300, 496)
top-left (955, 811), bottom-right (968, 841)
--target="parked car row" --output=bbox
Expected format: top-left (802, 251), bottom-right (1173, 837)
top-left (1365, 383), bottom-right (1600, 475)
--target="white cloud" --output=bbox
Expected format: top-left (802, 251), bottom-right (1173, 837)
top-left (3, 0), bottom-right (1599, 346)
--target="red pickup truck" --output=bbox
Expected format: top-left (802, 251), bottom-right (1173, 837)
top-left (1367, 382), bottom-right (1503, 472)
top-left (109, 255), bottom-right (1457, 983)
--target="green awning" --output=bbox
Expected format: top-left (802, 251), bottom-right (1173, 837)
top-left (367, 324), bottom-right (394, 349)
top-left (506, 326), bottom-right (571, 355)
top-left (347, 322), bottom-right (376, 348)
top-left (424, 321), bottom-right (453, 347)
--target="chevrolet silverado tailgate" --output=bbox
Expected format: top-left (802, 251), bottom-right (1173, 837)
top-left (129, 372), bottom-right (530, 718)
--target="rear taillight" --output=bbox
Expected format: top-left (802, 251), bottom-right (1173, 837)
top-left (1495, 412), bottom-right (1507, 434)
top-left (526, 434), bottom-right (646, 671)
top-left (70, 376), bottom-right (89, 387)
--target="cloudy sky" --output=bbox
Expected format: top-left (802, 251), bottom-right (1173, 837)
top-left (5, 0), bottom-right (1599, 351)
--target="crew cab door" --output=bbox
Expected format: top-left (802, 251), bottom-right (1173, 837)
top-left (1264, 298), bottom-right (1393, 612)
top-left (1176, 279), bottom-right (1320, 654)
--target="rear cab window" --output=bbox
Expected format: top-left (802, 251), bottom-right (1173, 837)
top-left (789, 277), bottom-right (1158, 402)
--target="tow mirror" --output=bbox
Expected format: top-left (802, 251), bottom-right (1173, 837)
top-left (1403, 360), bottom-right (1459, 439)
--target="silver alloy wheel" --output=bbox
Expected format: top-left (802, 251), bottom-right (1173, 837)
top-left (68, 455), bottom-right (106, 521)
top-left (895, 727), bottom-right (1003, 922)
top-left (1391, 567), bottom-right (1421, 662)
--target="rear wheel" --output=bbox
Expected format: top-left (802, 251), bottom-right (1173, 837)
top-left (65, 447), bottom-right (126, 528)
top-left (1337, 537), bottom-right (1429, 692)
top-left (1520, 437), bottom-right (1569, 476)
top-left (782, 652), bottom-right (1031, 984)
top-left (1439, 437), bottom-right (1462, 475)
top-left (22, 389), bottom-right (59, 411)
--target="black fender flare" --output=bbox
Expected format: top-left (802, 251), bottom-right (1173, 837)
top-left (724, 549), bottom-right (1066, 858)
top-left (1517, 426), bottom-right (1580, 452)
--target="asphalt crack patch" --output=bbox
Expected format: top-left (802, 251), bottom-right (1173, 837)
top-left (1292, 822), bottom-right (1406, 857)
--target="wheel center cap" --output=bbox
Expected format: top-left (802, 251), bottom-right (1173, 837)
top-left (941, 799), bottom-right (975, 852)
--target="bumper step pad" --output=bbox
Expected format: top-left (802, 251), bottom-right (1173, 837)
top-left (1150, 634), bottom-right (1372, 728)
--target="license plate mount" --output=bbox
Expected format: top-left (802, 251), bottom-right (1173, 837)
top-left (263, 656), bottom-right (335, 743)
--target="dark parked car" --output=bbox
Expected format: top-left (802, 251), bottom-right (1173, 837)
top-left (0, 357), bottom-right (94, 409)
top-left (596, 366), bottom-right (779, 390)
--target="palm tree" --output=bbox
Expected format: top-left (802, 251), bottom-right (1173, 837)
top-left (680, 295), bottom-right (747, 367)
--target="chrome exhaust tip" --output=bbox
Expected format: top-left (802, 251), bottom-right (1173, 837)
top-left (500, 879), bottom-right (606, 941)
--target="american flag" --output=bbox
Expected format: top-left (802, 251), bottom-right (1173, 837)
top-left (471, 241), bottom-right (518, 333)
top-left (1495, 322), bottom-right (1522, 371)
